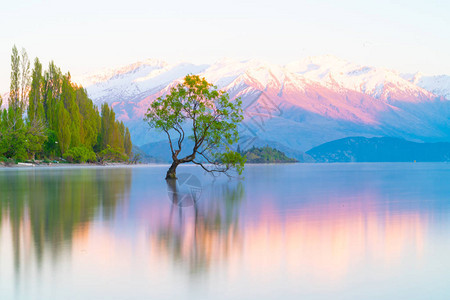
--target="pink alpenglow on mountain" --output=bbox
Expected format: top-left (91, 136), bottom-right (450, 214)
top-left (73, 56), bottom-right (450, 154)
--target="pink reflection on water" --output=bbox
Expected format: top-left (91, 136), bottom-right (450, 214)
top-left (138, 194), bottom-right (427, 284)
top-left (0, 193), bottom-right (428, 290)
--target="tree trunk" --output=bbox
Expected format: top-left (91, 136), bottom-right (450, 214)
top-left (166, 161), bottom-right (179, 180)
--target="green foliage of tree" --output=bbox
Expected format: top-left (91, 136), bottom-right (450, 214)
top-left (20, 48), bottom-right (31, 111)
top-left (99, 103), bottom-right (124, 151)
top-left (98, 102), bottom-right (128, 159)
top-left (25, 121), bottom-right (47, 159)
top-left (1, 46), bottom-right (132, 163)
top-left (98, 145), bottom-right (128, 163)
top-left (26, 57), bottom-right (47, 158)
top-left (115, 121), bottom-right (125, 152)
top-left (9, 45), bottom-right (20, 112)
top-left (28, 58), bottom-right (43, 123)
top-left (43, 129), bottom-right (59, 158)
top-left (0, 108), bottom-right (27, 160)
top-left (75, 88), bottom-right (101, 149)
top-left (56, 101), bottom-right (71, 155)
top-left (144, 75), bottom-right (245, 179)
top-left (124, 127), bottom-right (132, 158)
top-left (63, 146), bottom-right (97, 163)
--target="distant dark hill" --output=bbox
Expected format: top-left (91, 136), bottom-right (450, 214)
top-left (139, 135), bottom-right (314, 163)
top-left (238, 136), bottom-right (314, 163)
top-left (242, 146), bottom-right (297, 163)
top-left (306, 137), bottom-right (450, 162)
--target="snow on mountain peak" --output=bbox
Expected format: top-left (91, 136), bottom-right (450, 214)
top-left (69, 54), bottom-right (450, 150)
top-left (76, 54), bottom-right (445, 117)
top-left (286, 56), bottom-right (435, 102)
top-left (75, 59), bottom-right (209, 105)
top-left (200, 58), bottom-right (279, 88)
top-left (401, 72), bottom-right (450, 100)
top-left (73, 58), bottom-right (168, 87)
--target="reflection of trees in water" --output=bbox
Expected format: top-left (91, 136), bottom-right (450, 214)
top-left (159, 180), bottom-right (245, 275)
top-left (0, 168), bottom-right (132, 272)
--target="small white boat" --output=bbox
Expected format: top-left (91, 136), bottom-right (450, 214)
top-left (18, 162), bottom-right (35, 167)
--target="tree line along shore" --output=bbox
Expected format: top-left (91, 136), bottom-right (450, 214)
top-left (0, 46), bottom-right (132, 165)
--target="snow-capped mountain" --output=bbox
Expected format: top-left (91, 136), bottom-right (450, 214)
top-left (286, 55), bottom-right (435, 103)
top-left (74, 56), bottom-right (450, 155)
top-left (74, 60), bottom-right (208, 108)
top-left (401, 72), bottom-right (450, 100)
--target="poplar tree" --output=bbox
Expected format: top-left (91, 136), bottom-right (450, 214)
top-left (28, 58), bottom-right (43, 123)
top-left (26, 58), bottom-right (47, 159)
top-left (20, 48), bottom-right (31, 111)
top-left (76, 87), bottom-right (100, 149)
top-left (2, 45), bottom-right (28, 158)
top-left (124, 128), bottom-right (132, 158)
top-left (9, 45), bottom-right (20, 112)
top-left (100, 103), bottom-right (110, 149)
top-left (56, 101), bottom-right (71, 155)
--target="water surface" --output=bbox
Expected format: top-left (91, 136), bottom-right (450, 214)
top-left (1, 163), bottom-right (450, 299)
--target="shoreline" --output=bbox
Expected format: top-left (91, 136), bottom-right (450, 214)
top-left (0, 162), bottom-right (155, 169)
top-left (2, 161), bottom-right (446, 170)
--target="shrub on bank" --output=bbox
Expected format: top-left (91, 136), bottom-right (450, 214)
top-left (98, 145), bottom-right (128, 163)
top-left (63, 147), bottom-right (97, 163)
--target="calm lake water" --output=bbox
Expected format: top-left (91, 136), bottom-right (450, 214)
top-left (1, 163), bottom-right (450, 299)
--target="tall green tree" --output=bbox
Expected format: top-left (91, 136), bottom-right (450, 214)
top-left (124, 128), bottom-right (132, 158)
top-left (100, 103), bottom-right (111, 149)
top-left (0, 107), bottom-right (27, 160)
top-left (8, 46), bottom-right (30, 114)
top-left (43, 129), bottom-right (59, 158)
top-left (43, 61), bottom-right (62, 129)
top-left (145, 75), bottom-right (245, 179)
top-left (25, 57), bottom-right (47, 159)
top-left (1, 46), bottom-right (30, 160)
top-left (9, 45), bottom-right (20, 112)
top-left (75, 88), bottom-right (100, 149)
top-left (20, 48), bottom-right (31, 110)
top-left (60, 74), bottom-right (82, 148)
top-left (25, 123), bottom-right (47, 159)
top-left (56, 101), bottom-right (71, 155)
top-left (28, 58), bottom-right (43, 123)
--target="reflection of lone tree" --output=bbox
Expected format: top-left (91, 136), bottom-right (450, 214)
top-left (144, 75), bottom-right (246, 179)
top-left (159, 181), bottom-right (244, 275)
top-left (166, 174), bottom-right (202, 207)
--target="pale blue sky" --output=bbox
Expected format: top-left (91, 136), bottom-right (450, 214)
top-left (0, 0), bottom-right (449, 92)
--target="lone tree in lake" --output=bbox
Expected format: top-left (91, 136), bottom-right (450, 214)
top-left (144, 75), bottom-right (246, 179)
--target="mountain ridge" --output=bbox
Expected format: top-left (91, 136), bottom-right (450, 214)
top-left (68, 56), bottom-right (450, 152)
top-left (307, 136), bottom-right (450, 162)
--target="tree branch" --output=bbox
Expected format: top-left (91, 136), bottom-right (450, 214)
top-left (163, 128), bottom-right (175, 157)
